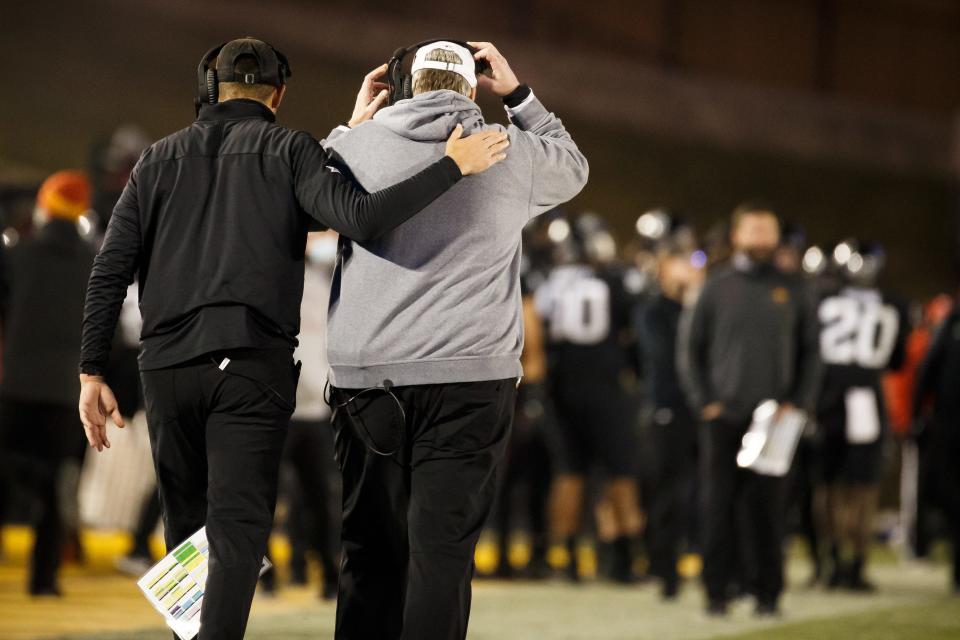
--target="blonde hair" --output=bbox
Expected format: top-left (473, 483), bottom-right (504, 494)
top-left (412, 48), bottom-right (472, 97)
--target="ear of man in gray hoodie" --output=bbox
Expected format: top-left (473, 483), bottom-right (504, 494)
top-left (322, 87), bottom-right (588, 388)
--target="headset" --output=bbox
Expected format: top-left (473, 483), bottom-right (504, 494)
top-left (195, 38), bottom-right (292, 115)
top-left (386, 39), bottom-right (490, 105)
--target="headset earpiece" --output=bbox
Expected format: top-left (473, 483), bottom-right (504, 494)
top-left (205, 68), bottom-right (218, 105)
top-left (386, 47), bottom-right (406, 105)
top-left (196, 42), bottom-right (226, 116)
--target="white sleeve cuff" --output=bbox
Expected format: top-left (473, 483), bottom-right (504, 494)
top-left (504, 91), bottom-right (536, 118)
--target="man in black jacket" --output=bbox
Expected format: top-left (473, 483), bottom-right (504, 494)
top-left (78, 38), bottom-right (506, 640)
top-left (1, 170), bottom-right (95, 596)
top-left (913, 303), bottom-right (960, 594)
top-left (681, 202), bottom-right (820, 616)
top-left (0, 239), bottom-right (7, 325)
top-left (638, 248), bottom-right (703, 599)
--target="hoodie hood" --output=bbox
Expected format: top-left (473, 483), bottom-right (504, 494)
top-left (373, 90), bottom-right (486, 142)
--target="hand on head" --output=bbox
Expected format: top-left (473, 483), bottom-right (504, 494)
top-left (467, 42), bottom-right (520, 97)
top-left (348, 63), bottom-right (391, 128)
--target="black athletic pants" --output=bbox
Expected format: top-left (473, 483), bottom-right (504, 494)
top-left (130, 490), bottom-right (162, 559)
top-left (648, 408), bottom-right (697, 589)
top-left (928, 417), bottom-right (960, 589)
top-left (700, 418), bottom-right (786, 605)
top-left (331, 378), bottom-right (515, 640)
top-left (140, 348), bottom-right (297, 640)
top-left (0, 400), bottom-right (84, 593)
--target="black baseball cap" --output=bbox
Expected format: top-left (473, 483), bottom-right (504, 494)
top-left (216, 37), bottom-right (291, 87)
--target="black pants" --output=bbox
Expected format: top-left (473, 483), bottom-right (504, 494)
top-left (0, 400), bottom-right (84, 592)
top-left (926, 417), bottom-right (960, 588)
top-left (130, 490), bottom-right (162, 559)
top-left (647, 408), bottom-right (697, 588)
top-left (331, 379), bottom-right (515, 640)
top-left (786, 435), bottom-right (820, 574)
top-left (140, 349), bottom-right (297, 640)
top-left (700, 419), bottom-right (786, 605)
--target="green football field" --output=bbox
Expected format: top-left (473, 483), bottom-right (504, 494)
top-left (43, 558), bottom-right (957, 640)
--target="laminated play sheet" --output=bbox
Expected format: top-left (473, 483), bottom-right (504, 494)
top-left (737, 400), bottom-right (808, 477)
top-left (137, 527), bottom-right (271, 640)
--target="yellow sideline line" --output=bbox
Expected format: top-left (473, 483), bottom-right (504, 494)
top-left (0, 526), bottom-right (292, 571)
top-left (2, 525), bottom-right (700, 581)
top-left (0, 527), bottom-right (316, 640)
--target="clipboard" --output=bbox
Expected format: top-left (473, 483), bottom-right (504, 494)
top-left (137, 527), bottom-right (271, 640)
top-left (737, 400), bottom-right (807, 477)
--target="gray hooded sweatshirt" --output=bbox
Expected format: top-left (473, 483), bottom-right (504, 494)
top-left (323, 89), bottom-right (588, 388)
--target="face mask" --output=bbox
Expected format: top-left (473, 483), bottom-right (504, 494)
top-left (308, 235), bottom-right (339, 266)
top-left (744, 247), bottom-right (776, 264)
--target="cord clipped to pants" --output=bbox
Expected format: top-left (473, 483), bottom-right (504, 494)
top-left (325, 379), bottom-right (407, 457)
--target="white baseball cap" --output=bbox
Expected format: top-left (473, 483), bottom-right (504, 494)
top-left (411, 41), bottom-right (477, 88)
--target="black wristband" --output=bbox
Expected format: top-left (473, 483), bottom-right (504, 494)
top-left (502, 84), bottom-right (531, 109)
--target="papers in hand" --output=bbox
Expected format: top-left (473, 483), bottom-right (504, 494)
top-left (137, 527), bottom-right (271, 640)
top-left (737, 400), bottom-right (807, 477)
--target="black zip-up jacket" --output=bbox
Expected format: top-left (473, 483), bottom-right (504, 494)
top-left (679, 259), bottom-right (821, 424)
top-left (80, 99), bottom-right (462, 375)
top-left (638, 293), bottom-right (689, 413)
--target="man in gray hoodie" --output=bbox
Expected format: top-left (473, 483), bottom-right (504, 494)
top-left (323, 41), bottom-right (588, 640)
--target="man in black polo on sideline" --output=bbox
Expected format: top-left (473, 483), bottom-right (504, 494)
top-left (77, 38), bottom-right (507, 640)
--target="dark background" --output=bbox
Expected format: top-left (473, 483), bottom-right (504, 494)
top-left (2, 0), bottom-right (958, 297)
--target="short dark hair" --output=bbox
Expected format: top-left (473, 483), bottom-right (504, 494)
top-left (731, 199), bottom-right (780, 231)
top-left (218, 55), bottom-right (278, 103)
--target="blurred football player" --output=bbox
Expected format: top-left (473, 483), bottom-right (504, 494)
top-left (536, 213), bottom-right (644, 583)
top-left (813, 240), bottom-right (908, 591)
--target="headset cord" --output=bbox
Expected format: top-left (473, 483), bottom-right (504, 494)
top-left (324, 379), bottom-right (507, 459)
top-left (324, 379), bottom-right (406, 458)
top-left (210, 356), bottom-right (296, 412)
